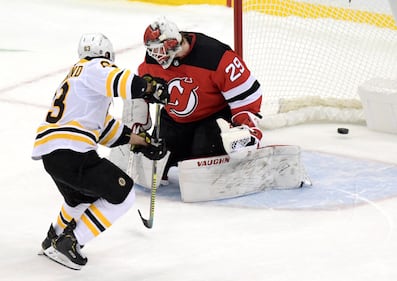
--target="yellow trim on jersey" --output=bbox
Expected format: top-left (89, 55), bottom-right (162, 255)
top-left (35, 121), bottom-right (100, 144)
top-left (104, 114), bottom-right (113, 124)
top-left (119, 69), bottom-right (131, 99)
top-left (35, 120), bottom-right (100, 139)
top-left (100, 121), bottom-right (121, 146)
top-left (81, 214), bottom-right (100, 236)
top-left (89, 204), bottom-right (112, 228)
top-left (69, 120), bottom-right (100, 139)
top-left (36, 122), bottom-right (63, 134)
top-left (106, 68), bottom-right (120, 97)
top-left (34, 133), bottom-right (97, 148)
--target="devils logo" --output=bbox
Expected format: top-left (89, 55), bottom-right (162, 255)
top-left (166, 77), bottom-right (199, 117)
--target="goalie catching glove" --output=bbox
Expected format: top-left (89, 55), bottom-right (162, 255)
top-left (217, 111), bottom-right (263, 158)
top-left (131, 132), bottom-right (167, 161)
top-left (231, 111), bottom-right (263, 142)
top-left (142, 74), bottom-right (170, 104)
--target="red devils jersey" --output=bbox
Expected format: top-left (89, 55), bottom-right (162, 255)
top-left (138, 32), bottom-right (262, 123)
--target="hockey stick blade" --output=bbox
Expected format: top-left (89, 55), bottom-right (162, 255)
top-left (137, 209), bottom-right (153, 229)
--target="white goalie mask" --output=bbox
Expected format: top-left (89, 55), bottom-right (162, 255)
top-left (77, 33), bottom-right (115, 62)
top-left (143, 17), bottom-right (182, 69)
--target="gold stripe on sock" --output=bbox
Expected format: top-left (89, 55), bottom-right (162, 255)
top-left (57, 216), bottom-right (66, 229)
top-left (89, 204), bottom-right (112, 228)
top-left (61, 205), bottom-right (73, 221)
top-left (57, 205), bottom-right (73, 229)
top-left (81, 214), bottom-right (100, 236)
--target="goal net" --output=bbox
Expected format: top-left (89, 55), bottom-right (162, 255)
top-left (234, 0), bottom-right (397, 129)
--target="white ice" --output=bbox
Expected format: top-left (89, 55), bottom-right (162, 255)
top-left (1, 0), bottom-right (397, 280)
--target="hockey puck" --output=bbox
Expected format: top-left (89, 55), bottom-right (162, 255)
top-left (337, 128), bottom-right (349, 134)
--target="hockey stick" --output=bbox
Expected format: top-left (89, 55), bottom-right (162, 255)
top-left (137, 103), bottom-right (161, 229)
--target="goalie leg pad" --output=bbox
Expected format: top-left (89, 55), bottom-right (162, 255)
top-left (108, 144), bottom-right (130, 172)
top-left (268, 145), bottom-right (311, 189)
top-left (109, 99), bottom-right (152, 170)
top-left (127, 150), bottom-right (170, 189)
top-left (178, 145), bottom-right (311, 202)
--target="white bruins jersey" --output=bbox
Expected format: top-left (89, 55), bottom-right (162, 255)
top-left (32, 58), bottom-right (139, 160)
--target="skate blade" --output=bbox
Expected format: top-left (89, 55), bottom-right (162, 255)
top-left (42, 246), bottom-right (83, 270)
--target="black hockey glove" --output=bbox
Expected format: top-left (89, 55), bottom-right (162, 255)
top-left (131, 132), bottom-right (167, 161)
top-left (143, 75), bottom-right (170, 104)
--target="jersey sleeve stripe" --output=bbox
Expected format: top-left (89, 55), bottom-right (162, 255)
top-left (104, 114), bottom-right (113, 124)
top-left (99, 120), bottom-right (121, 146)
top-left (106, 68), bottom-right (120, 97)
top-left (99, 118), bottom-right (115, 140)
top-left (224, 79), bottom-right (260, 103)
top-left (222, 75), bottom-right (256, 99)
top-left (119, 69), bottom-right (131, 99)
top-left (112, 71), bottom-right (123, 97)
top-left (228, 89), bottom-right (262, 110)
top-left (228, 80), bottom-right (260, 103)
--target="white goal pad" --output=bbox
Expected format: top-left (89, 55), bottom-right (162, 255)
top-left (178, 145), bottom-right (311, 202)
top-left (109, 99), bottom-right (152, 173)
top-left (127, 150), bottom-right (170, 189)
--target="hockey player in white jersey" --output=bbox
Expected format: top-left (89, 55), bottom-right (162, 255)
top-left (32, 33), bottom-right (168, 270)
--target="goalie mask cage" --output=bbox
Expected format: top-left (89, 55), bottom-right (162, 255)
top-left (234, 0), bottom-right (397, 129)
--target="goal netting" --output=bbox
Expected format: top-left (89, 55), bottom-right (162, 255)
top-left (234, 0), bottom-right (397, 129)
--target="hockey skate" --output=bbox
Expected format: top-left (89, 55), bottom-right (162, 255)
top-left (44, 219), bottom-right (87, 270)
top-left (38, 224), bottom-right (57, 256)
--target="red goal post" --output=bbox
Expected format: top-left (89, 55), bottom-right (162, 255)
top-left (233, 0), bottom-right (397, 129)
top-left (234, 0), bottom-right (243, 57)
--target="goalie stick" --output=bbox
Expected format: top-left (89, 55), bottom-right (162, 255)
top-left (137, 103), bottom-right (161, 229)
